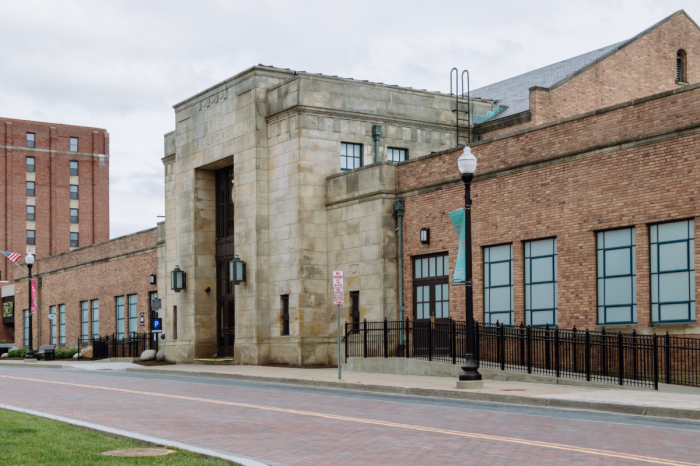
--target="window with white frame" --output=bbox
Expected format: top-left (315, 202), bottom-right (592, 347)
top-left (524, 238), bottom-right (557, 327)
top-left (70, 137), bottom-right (78, 152)
top-left (597, 228), bottom-right (637, 325)
top-left (650, 220), bottom-right (695, 323)
top-left (49, 305), bottom-right (56, 345)
top-left (484, 244), bottom-right (514, 325)
top-left (387, 147), bottom-right (408, 162)
top-left (340, 142), bottom-right (362, 171)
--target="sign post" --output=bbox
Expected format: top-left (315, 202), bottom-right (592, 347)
top-left (332, 270), bottom-right (344, 380)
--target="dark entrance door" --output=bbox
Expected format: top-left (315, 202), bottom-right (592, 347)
top-left (413, 253), bottom-right (450, 358)
top-left (216, 166), bottom-right (235, 357)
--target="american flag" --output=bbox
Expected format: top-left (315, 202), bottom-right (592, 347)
top-left (1, 251), bottom-right (21, 264)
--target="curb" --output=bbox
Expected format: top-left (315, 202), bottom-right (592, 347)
top-left (0, 403), bottom-right (271, 466)
top-left (124, 367), bottom-right (700, 421)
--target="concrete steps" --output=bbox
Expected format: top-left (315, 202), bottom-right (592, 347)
top-left (194, 358), bottom-right (234, 365)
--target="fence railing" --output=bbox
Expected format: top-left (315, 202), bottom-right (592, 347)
top-left (78, 332), bottom-right (157, 360)
top-left (344, 319), bottom-right (700, 390)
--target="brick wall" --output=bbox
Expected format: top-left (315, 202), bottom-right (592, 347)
top-left (399, 85), bottom-right (700, 334)
top-left (14, 228), bottom-right (157, 349)
top-left (0, 117), bottom-right (110, 287)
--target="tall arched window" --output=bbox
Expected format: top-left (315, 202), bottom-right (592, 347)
top-left (677, 49), bottom-right (687, 83)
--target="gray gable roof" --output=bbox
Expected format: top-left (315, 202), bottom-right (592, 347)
top-left (470, 10), bottom-right (698, 122)
top-left (470, 41), bottom-right (627, 121)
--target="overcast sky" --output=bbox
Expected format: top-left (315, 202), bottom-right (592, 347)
top-left (1, 0), bottom-right (697, 238)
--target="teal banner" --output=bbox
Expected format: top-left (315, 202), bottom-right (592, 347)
top-left (449, 209), bottom-right (466, 285)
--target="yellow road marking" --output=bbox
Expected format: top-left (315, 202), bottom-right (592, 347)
top-left (0, 374), bottom-right (696, 466)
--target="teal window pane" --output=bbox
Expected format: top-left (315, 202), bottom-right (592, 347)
top-left (660, 303), bottom-right (690, 321)
top-left (489, 288), bottom-right (511, 312)
top-left (658, 221), bottom-right (690, 242)
top-left (531, 283), bottom-right (554, 309)
top-left (531, 257), bottom-right (553, 283)
top-left (606, 306), bottom-right (633, 323)
top-left (604, 228), bottom-right (633, 248)
top-left (490, 262), bottom-right (510, 287)
top-left (659, 271), bottom-right (690, 303)
top-left (422, 259), bottom-right (428, 279)
top-left (429, 257), bottom-right (436, 277)
top-left (436, 257), bottom-right (443, 277)
top-left (490, 244), bottom-right (511, 262)
top-left (659, 242), bottom-right (688, 272)
top-left (604, 276), bottom-right (633, 306)
top-left (530, 239), bottom-right (553, 257)
top-left (604, 248), bottom-right (631, 276)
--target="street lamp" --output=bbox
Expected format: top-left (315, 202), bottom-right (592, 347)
top-left (25, 252), bottom-right (36, 360)
top-left (457, 147), bottom-right (481, 382)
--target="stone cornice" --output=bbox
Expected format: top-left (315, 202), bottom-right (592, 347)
top-left (326, 192), bottom-right (397, 209)
top-left (266, 105), bottom-right (457, 133)
top-left (162, 154), bottom-right (176, 165)
top-left (0, 145), bottom-right (108, 158)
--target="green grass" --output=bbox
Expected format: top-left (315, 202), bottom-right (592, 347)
top-left (0, 409), bottom-right (235, 466)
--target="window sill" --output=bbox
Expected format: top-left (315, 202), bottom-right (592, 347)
top-left (594, 323), bottom-right (638, 331)
top-left (676, 81), bottom-right (689, 86)
top-left (650, 321), bottom-right (695, 329)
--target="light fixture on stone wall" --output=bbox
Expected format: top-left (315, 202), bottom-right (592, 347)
top-left (420, 228), bottom-right (430, 244)
top-left (171, 265), bottom-right (186, 292)
top-left (149, 274), bottom-right (156, 285)
top-left (229, 254), bottom-right (246, 285)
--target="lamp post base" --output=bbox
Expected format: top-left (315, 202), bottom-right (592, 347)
top-left (24, 357), bottom-right (38, 363)
top-left (458, 354), bottom-right (482, 381)
top-left (456, 380), bottom-right (484, 389)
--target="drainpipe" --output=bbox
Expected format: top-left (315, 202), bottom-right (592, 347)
top-left (394, 198), bottom-right (405, 344)
top-left (372, 125), bottom-right (381, 163)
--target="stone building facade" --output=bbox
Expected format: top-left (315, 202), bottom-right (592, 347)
top-left (157, 10), bottom-right (700, 365)
top-left (14, 228), bottom-right (158, 349)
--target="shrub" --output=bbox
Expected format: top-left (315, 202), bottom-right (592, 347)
top-left (7, 349), bottom-right (27, 358)
top-left (55, 350), bottom-right (78, 359)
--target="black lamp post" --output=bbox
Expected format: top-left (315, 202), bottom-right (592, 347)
top-left (25, 252), bottom-right (36, 360)
top-left (457, 147), bottom-right (481, 382)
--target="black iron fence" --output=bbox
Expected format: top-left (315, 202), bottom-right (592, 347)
top-left (78, 333), bottom-right (157, 360)
top-left (344, 319), bottom-right (700, 390)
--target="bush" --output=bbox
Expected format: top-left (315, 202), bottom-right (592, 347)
top-left (7, 349), bottom-right (27, 358)
top-left (55, 350), bottom-right (78, 359)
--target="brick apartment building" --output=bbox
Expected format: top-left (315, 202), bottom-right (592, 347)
top-left (13, 227), bottom-right (158, 350)
top-left (1, 118), bottom-right (110, 346)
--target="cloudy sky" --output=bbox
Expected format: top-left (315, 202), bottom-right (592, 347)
top-left (1, 0), bottom-right (697, 238)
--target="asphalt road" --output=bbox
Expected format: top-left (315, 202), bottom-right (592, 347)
top-left (1, 367), bottom-right (700, 465)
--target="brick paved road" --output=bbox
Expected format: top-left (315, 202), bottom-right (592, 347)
top-left (1, 368), bottom-right (700, 466)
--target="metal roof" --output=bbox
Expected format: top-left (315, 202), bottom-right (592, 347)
top-left (470, 41), bottom-right (627, 121)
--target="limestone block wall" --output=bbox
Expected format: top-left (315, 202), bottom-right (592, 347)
top-left (326, 163), bottom-right (400, 366)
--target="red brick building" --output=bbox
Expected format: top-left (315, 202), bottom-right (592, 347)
top-left (0, 117), bottom-right (110, 284)
top-left (13, 228), bottom-right (158, 349)
top-left (398, 10), bottom-right (700, 334)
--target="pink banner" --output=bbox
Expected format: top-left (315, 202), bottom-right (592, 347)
top-left (30, 279), bottom-right (37, 314)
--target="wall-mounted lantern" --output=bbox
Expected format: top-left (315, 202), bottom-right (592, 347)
top-left (170, 265), bottom-right (186, 292)
top-left (229, 254), bottom-right (246, 285)
top-left (149, 274), bottom-right (157, 285)
top-left (420, 228), bottom-right (430, 245)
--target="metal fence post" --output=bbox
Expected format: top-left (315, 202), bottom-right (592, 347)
top-left (428, 321), bottom-right (433, 362)
top-left (383, 318), bottom-right (388, 358)
top-left (585, 329), bottom-right (591, 382)
top-left (344, 322), bottom-right (348, 363)
top-left (665, 332), bottom-right (671, 385)
top-left (405, 317), bottom-right (410, 359)
top-left (572, 326), bottom-right (578, 374)
top-left (545, 324), bottom-right (551, 371)
top-left (451, 319), bottom-right (456, 365)
top-left (653, 333), bottom-right (659, 390)
top-left (500, 322), bottom-right (505, 371)
top-left (555, 327), bottom-right (560, 378)
top-left (632, 329), bottom-right (637, 382)
top-left (527, 325), bottom-right (532, 374)
top-left (618, 331), bottom-right (624, 386)
top-left (363, 319), bottom-right (367, 359)
top-left (519, 322), bottom-right (525, 367)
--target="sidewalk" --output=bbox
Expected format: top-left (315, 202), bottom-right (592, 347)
top-left (4, 359), bottom-right (700, 421)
